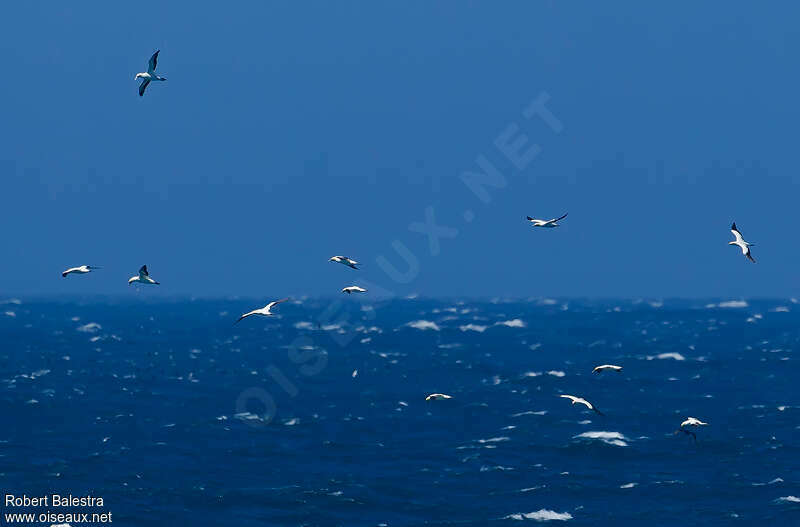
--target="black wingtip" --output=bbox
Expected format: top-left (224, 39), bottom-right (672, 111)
top-left (731, 222), bottom-right (737, 230)
top-left (526, 216), bottom-right (533, 221)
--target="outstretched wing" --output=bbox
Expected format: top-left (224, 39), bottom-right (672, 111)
top-left (148, 50), bottom-right (160, 72)
top-left (267, 298), bottom-right (289, 310)
top-left (730, 222), bottom-right (744, 243)
top-left (139, 79), bottom-right (151, 97)
top-left (139, 265), bottom-right (149, 278)
top-left (544, 212), bottom-right (568, 225)
top-left (234, 310), bottom-right (257, 325)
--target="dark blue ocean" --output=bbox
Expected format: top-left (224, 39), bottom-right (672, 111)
top-left (2, 298), bottom-right (799, 526)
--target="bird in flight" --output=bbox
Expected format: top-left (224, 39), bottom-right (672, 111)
top-left (235, 298), bottom-right (289, 324)
top-left (425, 393), bottom-right (452, 401)
top-left (559, 394), bottom-right (604, 415)
top-left (341, 286), bottom-right (367, 294)
top-left (128, 265), bottom-right (160, 285)
top-left (62, 265), bottom-right (101, 278)
top-left (680, 417), bottom-right (708, 428)
top-left (526, 212), bottom-right (568, 228)
top-left (592, 364), bottom-right (623, 374)
top-left (135, 50), bottom-right (167, 97)
top-left (329, 256), bottom-right (359, 269)
top-left (728, 222), bottom-right (755, 263)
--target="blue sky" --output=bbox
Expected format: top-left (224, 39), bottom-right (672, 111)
top-left (1, 2), bottom-right (799, 298)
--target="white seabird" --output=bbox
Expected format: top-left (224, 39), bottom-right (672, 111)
top-left (235, 298), bottom-right (289, 324)
top-left (135, 50), bottom-right (166, 97)
top-left (425, 393), bottom-right (452, 401)
top-left (680, 417), bottom-right (708, 428)
top-left (559, 394), bottom-right (604, 415)
top-left (62, 265), bottom-right (101, 278)
top-left (592, 364), bottom-right (623, 374)
top-left (729, 222), bottom-right (755, 263)
top-left (128, 265), bottom-right (160, 285)
top-left (341, 286), bottom-right (367, 294)
top-left (329, 256), bottom-right (359, 269)
top-left (526, 212), bottom-right (568, 228)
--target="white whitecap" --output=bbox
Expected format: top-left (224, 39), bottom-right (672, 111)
top-left (708, 300), bottom-right (749, 308)
top-left (76, 322), bottom-right (102, 333)
top-left (459, 324), bottom-right (487, 333)
top-left (776, 496), bottom-right (800, 503)
top-left (504, 509), bottom-right (572, 521)
top-left (574, 431), bottom-right (629, 447)
top-left (620, 482), bottom-right (637, 488)
top-left (646, 352), bottom-right (685, 361)
top-left (495, 319), bottom-right (526, 328)
top-left (547, 370), bottom-right (565, 377)
top-left (406, 320), bottom-right (440, 331)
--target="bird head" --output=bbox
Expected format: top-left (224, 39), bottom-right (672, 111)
top-left (134, 73), bottom-right (143, 80)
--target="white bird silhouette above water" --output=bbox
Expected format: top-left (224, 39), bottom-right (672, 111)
top-left (341, 286), bottom-right (367, 294)
top-left (235, 298), bottom-right (289, 324)
top-left (680, 417), bottom-right (708, 428)
top-left (329, 256), bottom-right (359, 269)
top-left (62, 265), bottom-right (101, 278)
top-left (526, 212), bottom-right (568, 228)
top-left (425, 393), bottom-right (452, 401)
top-left (559, 394), bottom-right (604, 415)
top-left (592, 364), bottom-right (623, 374)
top-left (729, 222), bottom-right (755, 263)
top-left (135, 50), bottom-right (166, 97)
top-left (128, 265), bottom-right (160, 285)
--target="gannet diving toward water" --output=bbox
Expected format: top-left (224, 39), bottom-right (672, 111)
top-left (341, 286), bottom-right (367, 294)
top-left (559, 394), bottom-right (604, 415)
top-left (592, 364), bottom-right (623, 374)
top-left (235, 298), bottom-right (289, 324)
top-left (329, 256), bottom-right (359, 269)
top-left (128, 265), bottom-right (160, 285)
top-left (62, 265), bottom-right (101, 278)
top-left (729, 222), bottom-right (755, 263)
top-left (526, 212), bottom-right (568, 228)
top-left (680, 417), bottom-right (708, 428)
top-left (425, 393), bottom-right (452, 401)
top-left (135, 50), bottom-right (166, 97)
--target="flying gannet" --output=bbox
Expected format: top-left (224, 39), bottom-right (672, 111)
top-left (128, 265), bottom-right (160, 285)
top-left (329, 256), bottom-right (359, 269)
top-left (559, 394), bottom-right (604, 415)
top-left (729, 222), bottom-right (755, 263)
top-left (235, 298), bottom-right (289, 324)
top-left (341, 286), bottom-right (367, 294)
top-left (62, 265), bottom-right (101, 278)
top-left (526, 212), bottom-right (568, 228)
top-left (592, 364), bottom-right (623, 374)
top-left (426, 393), bottom-right (452, 401)
top-left (135, 50), bottom-right (166, 97)
top-left (680, 417), bottom-right (708, 428)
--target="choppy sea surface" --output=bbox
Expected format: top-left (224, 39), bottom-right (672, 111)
top-left (2, 297), bottom-right (799, 526)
